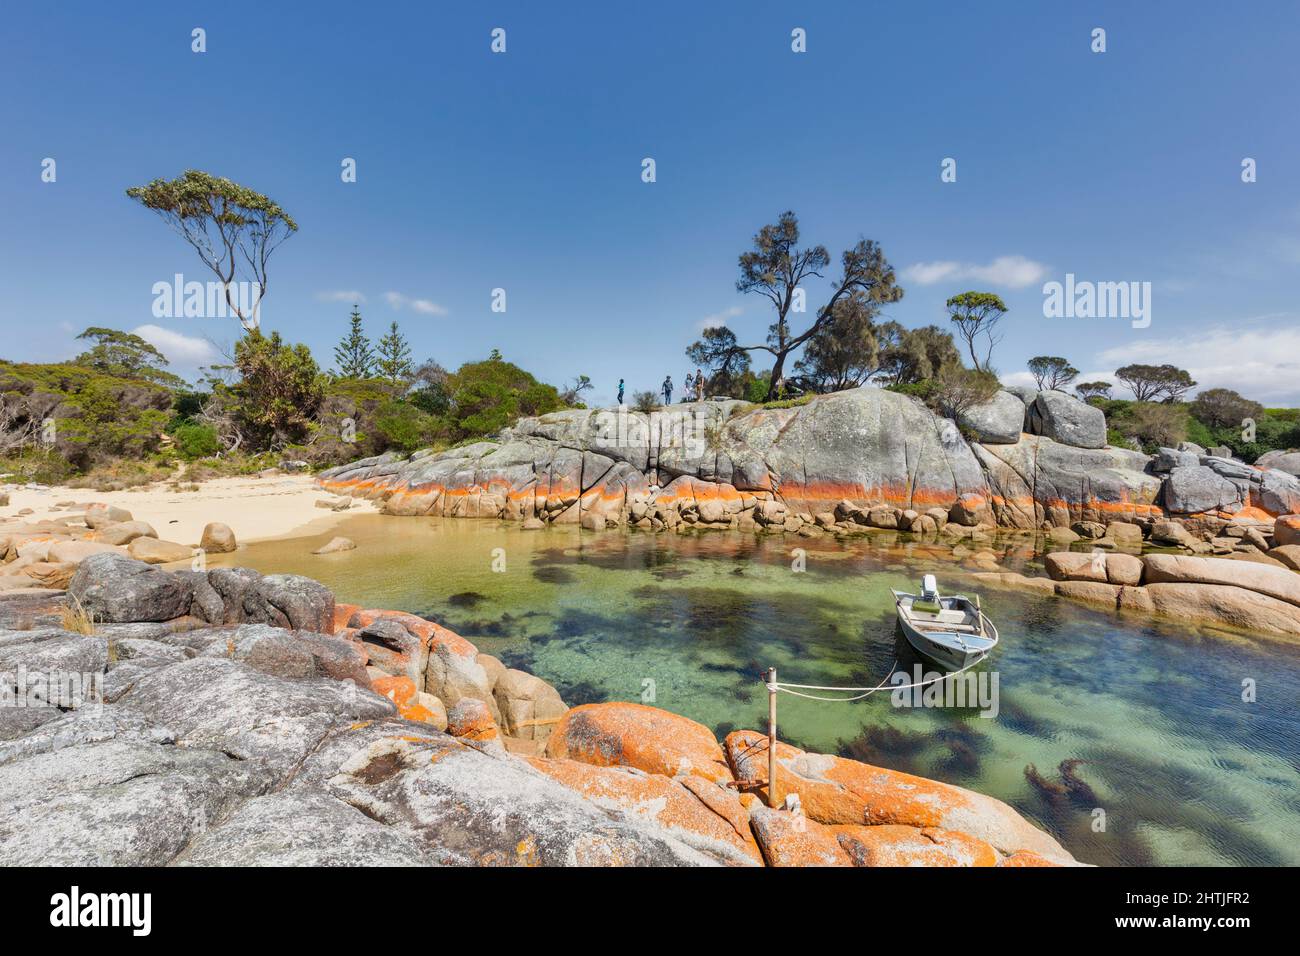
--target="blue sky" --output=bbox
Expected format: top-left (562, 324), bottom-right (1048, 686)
top-left (3, 1), bottom-right (1299, 404)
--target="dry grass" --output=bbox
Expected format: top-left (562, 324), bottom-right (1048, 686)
top-left (58, 593), bottom-right (97, 635)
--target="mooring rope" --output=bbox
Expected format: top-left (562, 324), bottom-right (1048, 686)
top-left (766, 653), bottom-right (989, 703)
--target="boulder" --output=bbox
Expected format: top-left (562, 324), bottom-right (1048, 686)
top-left (748, 808), bottom-right (852, 866)
top-left (1142, 554), bottom-right (1300, 608)
top-left (1105, 553), bottom-right (1144, 586)
top-left (967, 571), bottom-right (1057, 597)
top-left (290, 727), bottom-right (730, 866)
top-left (199, 522), bottom-right (237, 554)
top-left (546, 702), bottom-right (733, 784)
top-left (1150, 519), bottom-right (1196, 547)
top-left (949, 494), bottom-right (989, 527)
top-left (835, 824), bottom-right (999, 867)
top-left (1276, 515), bottom-right (1300, 548)
top-left (94, 521), bottom-right (158, 546)
top-left (312, 536), bottom-right (356, 555)
top-left (1127, 582), bottom-right (1300, 638)
top-left (1153, 447), bottom-right (1200, 472)
top-left (956, 390), bottom-right (1025, 444)
top-left (1046, 526), bottom-right (1080, 546)
top-left (127, 537), bottom-right (193, 565)
top-left (18, 562), bottom-right (78, 590)
top-left (67, 553), bottom-right (193, 623)
top-left (1260, 470), bottom-right (1300, 516)
top-left (257, 574), bottom-right (335, 632)
top-left (47, 540), bottom-right (121, 564)
top-left (1104, 521), bottom-right (1144, 546)
top-left (1044, 551), bottom-right (1108, 583)
top-left (445, 697), bottom-right (503, 752)
top-left (493, 667), bottom-right (567, 743)
top-left (84, 503), bottom-right (133, 529)
top-left (723, 730), bottom-right (1076, 863)
top-left (1256, 450), bottom-right (1300, 477)
top-left (523, 757), bottom-right (761, 865)
top-left (1053, 580), bottom-right (1122, 607)
top-left (1163, 465), bottom-right (1243, 514)
top-left (1028, 391), bottom-right (1106, 449)
top-left (1268, 544), bottom-right (1300, 572)
top-left (973, 438), bottom-right (1159, 529)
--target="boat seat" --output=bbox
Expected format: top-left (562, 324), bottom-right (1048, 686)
top-left (911, 599), bottom-right (943, 615)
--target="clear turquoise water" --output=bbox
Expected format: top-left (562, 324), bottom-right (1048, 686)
top-left (222, 515), bottom-right (1300, 867)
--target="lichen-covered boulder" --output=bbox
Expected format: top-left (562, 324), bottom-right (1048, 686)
top-left (834, 824), bottom-right (999, 867)
top-left (723, 730), bottom-right (1077, 864)
top-left (974, 437), bottom-right (1160, 528)
top-left (546, 702), bottom-right (733, 784)
top-left (748, 807), bottom-right (851, 866)
top-left (524, 756), bottom-right (761, 865)
top-left (1275, 515), bottom-right (1300, 548)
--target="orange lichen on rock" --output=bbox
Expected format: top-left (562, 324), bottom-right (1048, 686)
top-left (331, 602), bottom-right (361, 635)
top-left (371, 674), bottom-right (418, 707)
top-left (445, 697), bottom-right (500, 744)
top-left (369, 675), bottom-right (439, 724)
top-left (723, 730), bottom-right (1076, 864)
top-left (998, 850), bottom-right (1063, 867)
top-left (524, 756), bottom-right (762, 865)
top-left (545, 702), bottom-right (734, 784)
top-left (748, 807), bottom-right (852, 867)
top-left (833, 824), bottom-right (999, 867)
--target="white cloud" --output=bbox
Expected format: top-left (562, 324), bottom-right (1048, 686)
top-left (698, 305), bottom-right (742, 331)
top-left (384, 291), bottom-right (448, 316)
top-left (131, 324), bottom-right (218, 365)
top-left (1096, 322), bottom-right (1300, 404)
top-left (316, 290), bottom-right (366, 304)
top-left (903, 255), bottom-right (1049, 289)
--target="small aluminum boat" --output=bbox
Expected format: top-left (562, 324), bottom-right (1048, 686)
top-left (890, 575), bottom-right (998, 670)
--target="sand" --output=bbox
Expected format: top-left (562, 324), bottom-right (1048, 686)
top-left (0, 474), bottom-right (378, 548)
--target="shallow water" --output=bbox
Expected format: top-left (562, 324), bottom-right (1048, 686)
top-left (221, 515), bottom-right (1300, 866)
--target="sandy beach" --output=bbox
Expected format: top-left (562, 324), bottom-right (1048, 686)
top-left (0, 473), bottom-right (378, 548)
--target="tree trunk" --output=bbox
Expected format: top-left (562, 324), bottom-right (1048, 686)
top-left (765, 351), bottom-right (791, 402)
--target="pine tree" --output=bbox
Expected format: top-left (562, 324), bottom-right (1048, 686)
top-left (333, 306), bottom-right (375, 378)
top-left (376, 320), bottom-right (414, 385)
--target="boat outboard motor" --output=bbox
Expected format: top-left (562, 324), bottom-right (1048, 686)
top-left (920, 574), bottom-right (939, 603)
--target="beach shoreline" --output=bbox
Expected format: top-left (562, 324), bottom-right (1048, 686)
top-left (1, 473), bottom-right (376, 549)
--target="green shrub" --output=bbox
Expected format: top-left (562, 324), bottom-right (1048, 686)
top-left (172, 422), bottom-right (220, 459)
top-left (374, 400), bottom-right (439, 452)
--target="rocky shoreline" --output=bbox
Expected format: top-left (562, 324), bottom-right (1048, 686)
top-left (316, 386), bottom-right (1300, 533)
top-left (0, 553), bottom-right (1081, 866)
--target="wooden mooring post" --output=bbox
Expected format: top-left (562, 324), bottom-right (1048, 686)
top-left (766, 666), bottom-right (778, 809)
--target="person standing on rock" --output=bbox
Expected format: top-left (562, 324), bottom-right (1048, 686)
top-left (662, 375), bottom-right (673, 405)
top-left (617, 378), bottom-right (625, 405)
top-left (683, 371), bottom-right (695, 403)
top-left (695, 367), bottom-right (704, 401)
